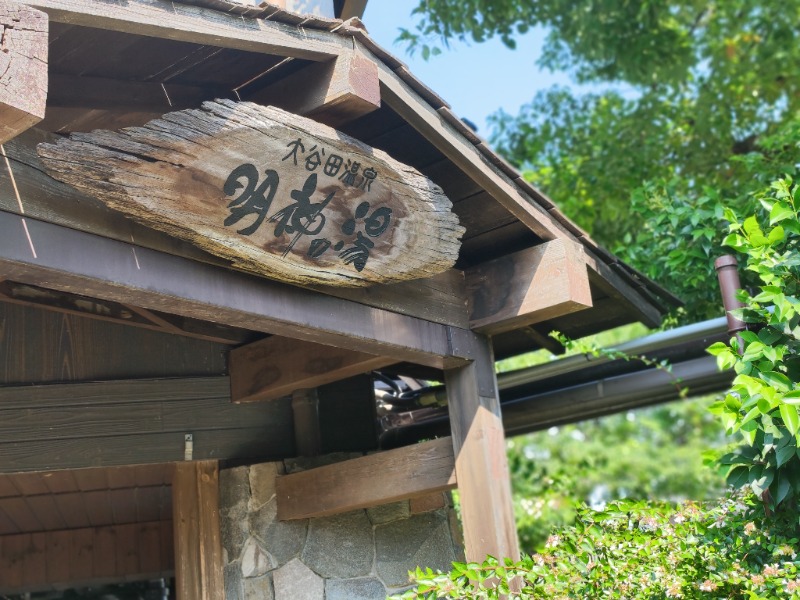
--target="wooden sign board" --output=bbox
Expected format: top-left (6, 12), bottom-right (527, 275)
top-left (38, 101), bottom-right (464, 287)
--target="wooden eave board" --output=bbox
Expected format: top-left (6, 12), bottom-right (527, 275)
top-left (0, 464), bottom-right (172, 535)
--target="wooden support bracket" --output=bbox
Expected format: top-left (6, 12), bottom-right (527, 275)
top-left (0, 1), bottom-right (48, 144)
top-left (466, 239), bottom-right (593, 334)
top-left (276, 436), bottom-right (456, 520)
top-left (229, 335), bottom-right (396, 403)
top-left (245, 45), bottom-right (381, 127)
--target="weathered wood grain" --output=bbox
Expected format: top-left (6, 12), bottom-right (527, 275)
top-left (24, 0), bottom-right (349, 59)
top-left (466, 239), bottom-right (593, 334)
top-left (0, 521), bottom-right (174, 595)
top-left (0, 378), bottom-right (294, 472)
top-left (276, 437), bottom-right (456, 520)
top-left (0, 1), bottom-right (47, 144)
top-left (1, 129), bottom-right (470, 328)
top-left (444, 334), bottom-right (520, 563)
top-left (247, 45), bottom-right (381, 127)
top-left (229, 334), bottom-right (394, 403)
top-left (38, 100), bottom-right (464, 287)
top-left (0, 211), bottom-right (472, 368)
top-left (173, 461), bottom-right (223, 600)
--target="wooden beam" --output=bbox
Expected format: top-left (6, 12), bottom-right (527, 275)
top-left (23, 0), bottom-right (350, 60)
top-left (276, 436), bottom-right (456, 520)
top-left (48, 73), bottom-right (233, 113)
top-left (0, 211), bottom-right (473, 369)
top-left (0, 279), bottom-right (255, 345)
top-left (444, 334), bottom-right (519, 563)
top-left (0, 378), bottom-right (294, 473)
top-left (0, 521), bottom-right (173, 595)
top-left (173, 461), bottom-right (223, 600)
top-left (229, 335), bottom-right (394, 403)
top-left (0, 2), bottom-right (47, 144)
top-left (245, 45), bottom-right (380, 127)
top-left (466, 239), bottom-right (593, 334)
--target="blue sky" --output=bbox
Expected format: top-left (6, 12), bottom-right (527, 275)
top-left (361, 1), bottom-right (565, 136)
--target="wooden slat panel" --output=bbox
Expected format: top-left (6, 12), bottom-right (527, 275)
top-left (0, 427), bottom-right (288, 473)
top-left (45, 529), bottom-right (71, 583)
top-left (83, 490), bottom-right (114, 527)
top-left (8, 473), bottom-right (49, 496)
top-left (0, 505), bottom-right (19, 535)
top-left (230, 335), bottom-right (394, 403)
top-left (173, 461), bottom-right (223, 600)
top-left (52, 492), bottom-right (90, 529)
top-left (0, 522), bottom-right (173, 594)
top-left (0, 498), bottom-right (42, 532)
top-left (466, 239), bottom-right (593, 334)
top-left (70, 526), bottom-right (94, 582)
top-left (115, 522), bottom-right (139, 578)
top-left (0, 533), bottom-right (25, 589)
top-left (138, 521), bottom-right (163, 575)
top-left (73, 467), bottom-right (108, 491)
top-left (136, 486), bottom-right (163, 523)
top-left (41, 471), bottom-right (78, 494)
top-left (0, 302), bottom-right (227, 386)
top-left (93, 523), bottom-right (117, 580)
top-left (106, 467), bottom-right (137, 489)
top-left (0, 211), bottom-right (470, 369)
top-left (277, 437), bottom-right (456, 520)
top-left (22, 532), bottom-right (46, 588)
top-left (111, 489), bottom-right (138, 525)
top-left (26, 495), bottom-right (67, 531)
top-left (26, 0), bottom-right (350, 60)
top-left (0, 478), bottom-right (19, 498)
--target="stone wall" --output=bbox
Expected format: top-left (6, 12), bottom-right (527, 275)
top-left (220, 454), bottom-right (464, 600)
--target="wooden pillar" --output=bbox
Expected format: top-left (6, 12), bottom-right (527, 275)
top-left (444, 333), bottom-right (520, 563)
top-left (172, 461), bottom-right (224, 600)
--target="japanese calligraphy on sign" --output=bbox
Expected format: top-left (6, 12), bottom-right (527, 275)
top-left (37, 100), bottom-right (465, 287)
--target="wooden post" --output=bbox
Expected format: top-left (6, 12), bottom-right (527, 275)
top-left (444, 334), bottom-right (520, 563)
top-left (0, 1), bottom-right (48, 144)
top-left (172, 461), bottom-right (224, 600)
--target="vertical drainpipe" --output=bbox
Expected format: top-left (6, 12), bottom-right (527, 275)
top-left (714, 255), bottom-right (747, 349)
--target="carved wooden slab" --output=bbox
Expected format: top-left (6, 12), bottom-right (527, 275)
top-left (37, 100), bottom-right (464, 287)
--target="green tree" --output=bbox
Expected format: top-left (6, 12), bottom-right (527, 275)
top-left (402, 0), bottom-right (800, 323)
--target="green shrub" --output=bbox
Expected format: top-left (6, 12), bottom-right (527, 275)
top-left (391, 493), bottom-right (800, 599)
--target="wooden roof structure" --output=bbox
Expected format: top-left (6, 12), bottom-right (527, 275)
top-left (0, 0), bottom-right (677, 595)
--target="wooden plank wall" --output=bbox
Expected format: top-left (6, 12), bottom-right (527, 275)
top-left (0, 302), bottom-right (227, 385)
top-left (0, 465), bottom-right (172, 535)
top-left (0, 377), bottom-right (294, 472)
top-left (0, 521), bottom-right (174, 594)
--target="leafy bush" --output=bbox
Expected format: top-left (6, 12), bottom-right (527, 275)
top-left (391, 176), bottom-right (800, 599)
top-left (708, 177), bottom-right (800, 512)
top-left (391, 493), bottom-right (800, 599)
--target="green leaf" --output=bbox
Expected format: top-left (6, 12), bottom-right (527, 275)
top-left (779, 403), bottom-right (800, 435)
top-left (770, 201), bottom-right (795, 224)
top-left (761, 371), bottom-right (791, 391)
top-left (776, 443), bottom-right (796, 467)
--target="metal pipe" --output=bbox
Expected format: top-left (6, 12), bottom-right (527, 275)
top-left (496, 317), bottom-right (728, 391)
top-left (714, 255), bottom-right (746, 343)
